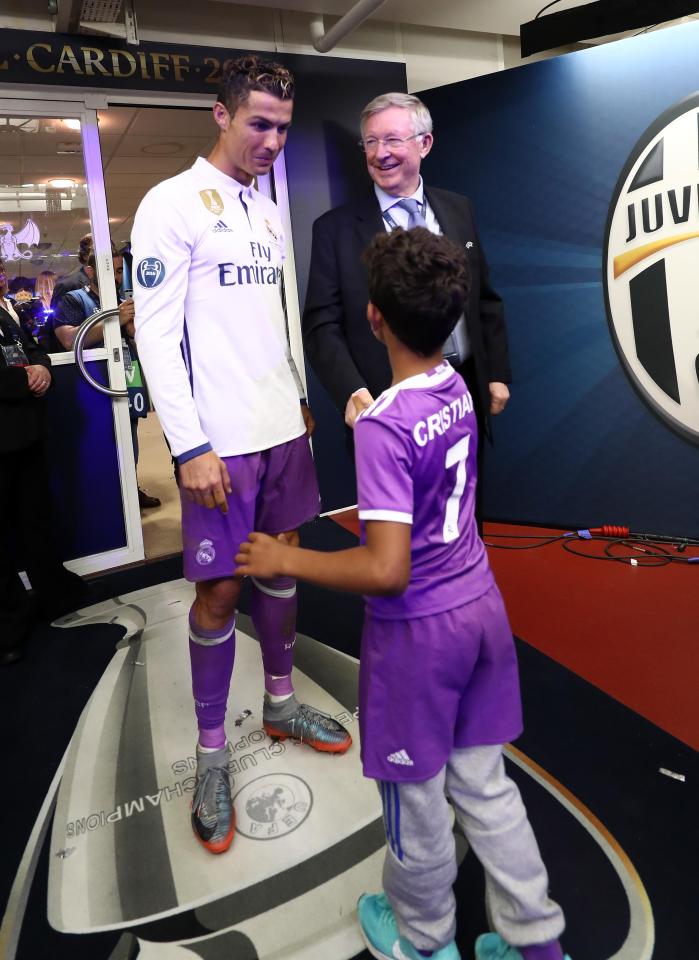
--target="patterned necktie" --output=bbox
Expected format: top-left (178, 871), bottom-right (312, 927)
top-left (393, 197), bottom-right (428, 230)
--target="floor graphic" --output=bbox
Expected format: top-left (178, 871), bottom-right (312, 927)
top-left (2, 569), bottom-right (693, 959)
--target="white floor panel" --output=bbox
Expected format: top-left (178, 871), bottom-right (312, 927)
top-left (47, 579), bottom-right (381, 958)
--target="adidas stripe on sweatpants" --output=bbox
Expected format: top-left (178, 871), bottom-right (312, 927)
top-left (378, 744), bottom-right (565, 954)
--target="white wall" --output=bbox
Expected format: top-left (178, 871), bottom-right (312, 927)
top-left (1, 0), bottom-right (511, 94)
top-left (2, 0), bottom-right (696, 94)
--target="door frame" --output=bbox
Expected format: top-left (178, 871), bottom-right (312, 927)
top-left (0, 84), bottom-right (308, 572)
top-left (0, 94), bottom-right (143, 574)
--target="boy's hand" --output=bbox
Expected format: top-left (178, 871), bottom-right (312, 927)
top-left (301, 402), bottom-right (315, 437)
top-left (235, 532), bottom-right (288, 578)
top-left (345, 388), bottom-right (373, 428)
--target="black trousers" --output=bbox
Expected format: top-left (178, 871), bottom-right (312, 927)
top-left (0, 440), bottom-right (83, 649)
top-left (459, 356), bottom-right (487, 534)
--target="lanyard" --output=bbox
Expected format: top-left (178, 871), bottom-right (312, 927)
top-left (381, 199), bottom-right (426, 232)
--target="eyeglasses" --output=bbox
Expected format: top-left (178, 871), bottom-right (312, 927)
top-left (358, 133), bottom-right (427, 154)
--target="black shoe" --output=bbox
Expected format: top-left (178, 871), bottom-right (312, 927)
top-left (138, 488), bottom-right (161, 509)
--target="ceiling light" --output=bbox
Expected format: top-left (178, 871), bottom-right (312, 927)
top-left (62, 118), bottom-right (81, 130)
top-left (47, 178), bottom-right (76, 189)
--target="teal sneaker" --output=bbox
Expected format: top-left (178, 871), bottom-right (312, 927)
top-left (475, 932), bottom-right (571, 960)
top-left (358, 892), bottom-right (461, 960)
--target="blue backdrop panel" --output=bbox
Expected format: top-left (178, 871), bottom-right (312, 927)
top-left (46, 361), bottom-right (127, 561)
top-left (420, 23), bottom-right (699, 537)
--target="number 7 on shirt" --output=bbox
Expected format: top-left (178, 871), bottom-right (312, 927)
top-left (443, 435), bottom-right (469, 543)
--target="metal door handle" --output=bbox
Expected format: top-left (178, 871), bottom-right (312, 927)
top-left (73, 306), bottom-right (128, 398)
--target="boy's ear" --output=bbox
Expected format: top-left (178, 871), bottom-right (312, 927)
top-left (367, 301), bottom-right (385, 342)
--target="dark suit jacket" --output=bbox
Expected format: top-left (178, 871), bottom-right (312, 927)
top-left (302, 186), bottom-right (510, 438)
top-left (0, 305), bottom-right (51, 454)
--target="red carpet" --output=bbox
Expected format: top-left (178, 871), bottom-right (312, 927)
top-left (330, 512), bottom-right (699, 751)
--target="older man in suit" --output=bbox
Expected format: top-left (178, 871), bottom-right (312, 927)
top-left (302, 92), bottom-right (510, 518)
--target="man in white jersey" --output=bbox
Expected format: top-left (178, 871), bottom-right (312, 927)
top-left (132, 56), bottom-right (352, 855)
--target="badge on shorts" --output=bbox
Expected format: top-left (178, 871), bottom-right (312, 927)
top-left (136, 258), bottom-right (165, 288)
top-left (196, 539), bottom-right (216, 565)
top-left (200, 189), bottom-right (224, 215)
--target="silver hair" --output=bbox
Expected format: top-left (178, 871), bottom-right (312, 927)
top-left (360, 92), bottom-right (433, 136)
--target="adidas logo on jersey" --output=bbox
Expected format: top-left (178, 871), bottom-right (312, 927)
top-left (387, 749), bottom-right (414, 766)
top-left (212, 220), bottom-right (233, 233)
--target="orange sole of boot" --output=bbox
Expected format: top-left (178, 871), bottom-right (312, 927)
top-left (192, 807), bottom-right (236, 854)
top-left (263, 722), bottom-right (352, 754)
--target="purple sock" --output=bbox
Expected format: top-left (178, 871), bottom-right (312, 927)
top-left (189, 607), bottom-right (235, 748)
top-left (521, 941), bottom-right (564, 960)
top-left (264, 671), bottom-right (294, 697)
top-left (250, 576), bottom-right (297, 676)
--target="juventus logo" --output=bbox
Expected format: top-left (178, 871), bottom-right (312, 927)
top-left (604, 93), bottom-right (699, 444)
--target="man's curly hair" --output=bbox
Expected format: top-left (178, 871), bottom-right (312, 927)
top-left (363, 228), bottom-right (470, 357)
top-left (217, 55), bottom-right (294, 117)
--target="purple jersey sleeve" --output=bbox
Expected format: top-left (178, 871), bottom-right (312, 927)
top-left (355, 414), bottom-right (413, 525)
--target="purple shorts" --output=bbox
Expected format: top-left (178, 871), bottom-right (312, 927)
top-left (359, 584), bottom-right (523, 783)
top-left (181, 433), bottom-right (320, 582)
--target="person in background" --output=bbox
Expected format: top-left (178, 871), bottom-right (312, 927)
top-left (303, 92), bottom-right (511, 526)
top-left (35, 270), bottom-right (57, 311)
top-left (51, 252), bottom-right (161, 509)
top-left (0, 259), bottom-right (98, 664)
top-left (30, 270), bottom-right (58, 350)
top-left (50, 233), bottom-right (93, 310)
top-left (8, 276), bottom-right (45, 344)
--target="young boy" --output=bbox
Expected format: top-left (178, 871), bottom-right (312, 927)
top-left (235, 228), bottom-right (570, 960)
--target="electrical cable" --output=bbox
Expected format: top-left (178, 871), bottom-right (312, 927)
top-left (483, 532), bottom-right (569, 550)
top-left (483, 525), bottom-right (699, 567)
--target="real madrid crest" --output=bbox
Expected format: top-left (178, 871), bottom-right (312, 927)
top-left (195, 538), bottom-right (216, 565)
top-left (199, 189), bottom-right (224, 216)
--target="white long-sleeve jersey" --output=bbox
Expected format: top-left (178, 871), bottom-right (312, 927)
top-left (132, 156), bottom-right (305, 462)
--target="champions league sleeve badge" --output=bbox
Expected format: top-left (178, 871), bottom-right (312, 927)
top-left (136, 258), bottom-right (166, 288)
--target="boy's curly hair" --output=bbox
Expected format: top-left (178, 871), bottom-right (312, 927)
top-left (363, 228), bottom-right (470, 357)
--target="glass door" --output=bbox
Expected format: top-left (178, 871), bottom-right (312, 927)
top-left (0, 97), bottom-right (143, 574)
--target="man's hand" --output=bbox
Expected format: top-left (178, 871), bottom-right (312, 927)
top-left (179, 450), bottom-right (232, 513)
top-left (489, 381), bottom-right (510, 416)
top-left (345, 387), bottom-right (374, 428)
top-left (119, 298), bottom-right (135, 328)
top-left (235, 532), bottom-right (289, 578)
top-left (26, 364), bottom-right (51, 397)
top-left (301, 403), bottom-right (315, 437)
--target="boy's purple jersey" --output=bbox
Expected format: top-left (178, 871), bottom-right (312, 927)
top-left (354, 361), bottom-right (493, 620)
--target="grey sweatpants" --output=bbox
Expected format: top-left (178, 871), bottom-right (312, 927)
top-left (379, 744), bottom-right (565, 952)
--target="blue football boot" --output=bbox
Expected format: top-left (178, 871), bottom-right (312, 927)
top-left (358, 892), bottom-right (461, 960)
